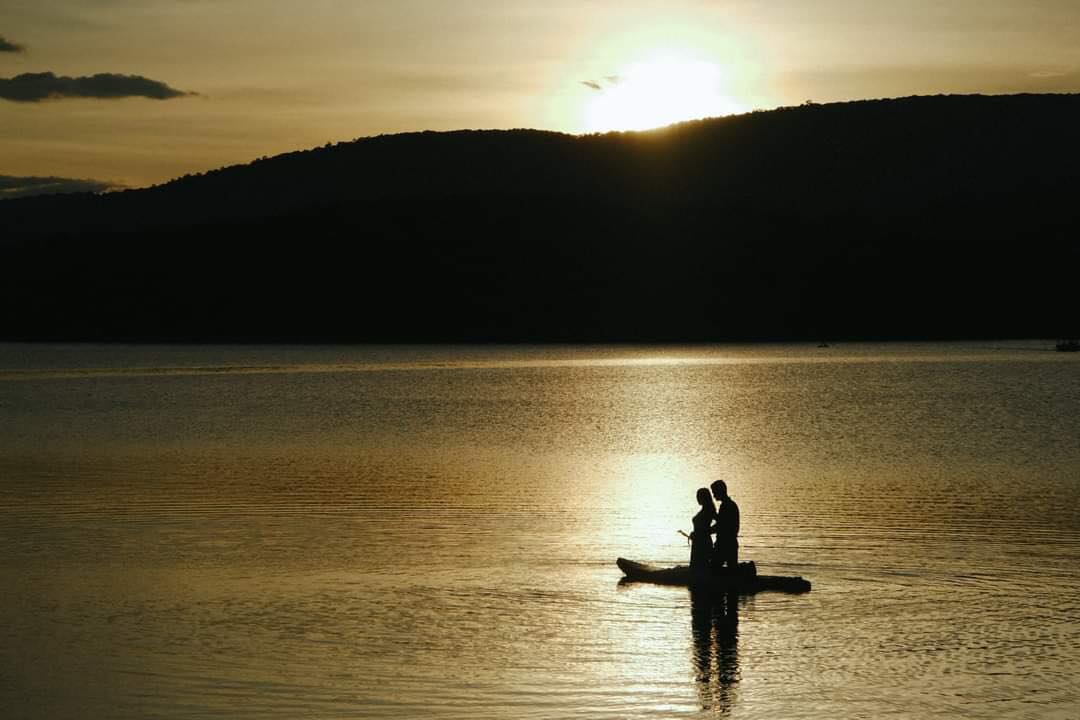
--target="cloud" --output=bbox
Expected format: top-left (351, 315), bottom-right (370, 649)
top-left (0, 72), bottom-right (193, 102)
top-left (0, 35), bottom-right (25, 53)
top-left (1025, 70), bottom-right (1080, 92)
top-left (0, 175), bottom-right (117, 199)
top-left (580, 76), bottom-right (621, 91)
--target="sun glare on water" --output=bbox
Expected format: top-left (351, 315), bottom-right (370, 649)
top-left (583, 55), bottom-right (745, 133)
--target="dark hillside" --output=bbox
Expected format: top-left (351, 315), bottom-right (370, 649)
top-left (2, 94), bottom-right (1079, 342)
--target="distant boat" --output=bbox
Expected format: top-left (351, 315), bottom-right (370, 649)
top-left (1056, 339), bottom-right (1079, 352)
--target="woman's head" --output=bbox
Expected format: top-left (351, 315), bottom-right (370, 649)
top-left (696, 487), bottom-right (713, 507)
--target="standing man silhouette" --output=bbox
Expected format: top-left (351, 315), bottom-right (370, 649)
top-left (710, 479), bottom-right (740, 574)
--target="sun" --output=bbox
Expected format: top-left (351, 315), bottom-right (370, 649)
top-left (583, 54), bottom-right (745, 133)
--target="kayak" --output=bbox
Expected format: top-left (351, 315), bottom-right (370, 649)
top-left (617, 557), bottom-right (812, 594)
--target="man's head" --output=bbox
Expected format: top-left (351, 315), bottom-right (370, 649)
top-left (710, 479), bottom-right (728, 500)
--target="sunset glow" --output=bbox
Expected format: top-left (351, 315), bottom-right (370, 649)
top-left (583, 55), bottom-right (746, 133)
top-left (3, 1), bottom-right (1080, 187)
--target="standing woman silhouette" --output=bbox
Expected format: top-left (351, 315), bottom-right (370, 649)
top-left (690, 488), bottom-right (717, 569)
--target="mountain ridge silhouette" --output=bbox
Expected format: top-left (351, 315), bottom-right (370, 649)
top-left (2, 93), bottom-right (1078, 342)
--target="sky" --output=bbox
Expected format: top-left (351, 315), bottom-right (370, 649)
top-left (2, 0), bottom-right (1079, 192)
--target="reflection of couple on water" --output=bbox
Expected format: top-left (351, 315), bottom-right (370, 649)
top-left (689, 480), bottom-right (742, 714)
top-left (688, 480), bottom-right (742, 573)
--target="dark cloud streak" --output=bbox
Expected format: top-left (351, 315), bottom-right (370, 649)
top-left (0, 71), bottom-right (193, 102)
top-left (0, 175), bottom-right (117, 199)
top-left (580, 76), bottom-right (621, 91)
top-left (0, 35), bottom-right (26, 52)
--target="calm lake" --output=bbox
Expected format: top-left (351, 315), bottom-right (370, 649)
top-left (1, 342), bottom-right (1078, 719)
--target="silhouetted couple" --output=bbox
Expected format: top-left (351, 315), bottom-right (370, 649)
top-left (690, 480), bottom-right (740, 574)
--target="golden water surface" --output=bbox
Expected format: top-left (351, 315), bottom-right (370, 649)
top-left (1, 342), bottom-right (1078, 718)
